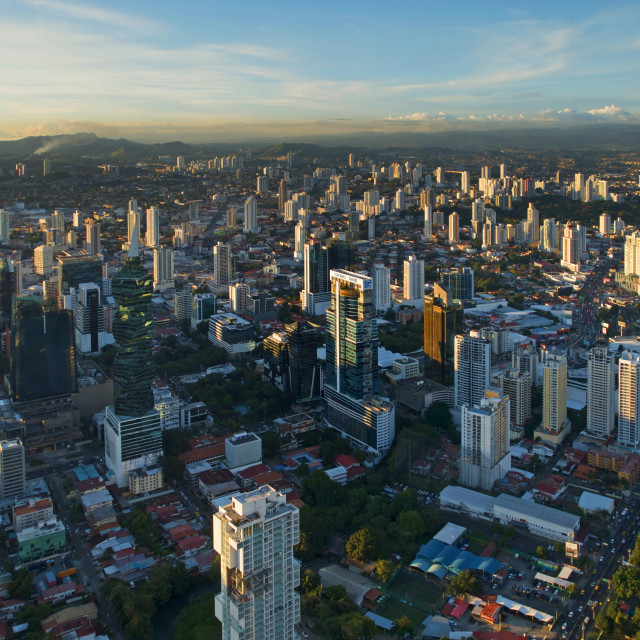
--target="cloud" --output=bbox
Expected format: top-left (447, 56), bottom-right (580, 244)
top-left (532, 105), bottom-right (635, 122)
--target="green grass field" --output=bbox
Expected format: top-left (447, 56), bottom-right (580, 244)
top-left (385, 572), bottom-right (444, 612)
top-left (378, 597), bottom-right (426, 627)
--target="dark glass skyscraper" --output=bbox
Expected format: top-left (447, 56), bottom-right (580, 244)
top-left (423, 283), bottom-right (463, 386)
top-left (10, 296), bottom-right (76, 402)
top-left (111, 256), bottom-right (154, 417)
top-left (0, 257), bottom-right (14, 330)
top-left (324, 270), bottom-right (395, 454)
top-left (57, 254), bottom-right (103, 300)
top-left (439, 267), bottom-right (474, 302)
top-left (286, 321), bottom-right (320, 402)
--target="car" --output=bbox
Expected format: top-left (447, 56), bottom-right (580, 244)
top-left (584, 617), bottom-right (590, 625)
top-left (591, 581), bottom-right (596, 587)
top-left (518, 571), bottom-right (524, 577)
top-left (301, 633), bottom-right (309, 638)
top-left (599, 556), bottom-right (604, 562)
top-left (580, 589), bottom-right (585, 595)
top-left (569, 612), bottom-right (575, 618)
top-left (595, 585), bottom-right (600, 591)
top-left (578, 606), bottom-right (583, 612)
top-left (562, 623), bottom-right (568, 630)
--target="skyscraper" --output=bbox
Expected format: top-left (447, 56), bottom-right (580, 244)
top-left (57, 254), bottom-right (103, 302)
top-left (324, 270), bottom-right (395, 454)
top-left (536, 349), bottom-right (570, 443)
top-left (0, 209), bottom-right (10, 244)
top-left (213, 243), bottom-right (233, 292)
top-left (191, 293), bottom-right (217, 330)
top-left (302, 241), bottom-right (329, 315)
top-left (34, 245), bottom-right (54, 277)
top-left (454, 332), bottom-right (491, 408)
top-left (153, 247), bottom-right (174, 291)
top-left (619, 352), bottom-right (640, 448)
top-left (10, 296), bottom-right (76, 403)
top-left (512, 340), bottom-right (538, 387)
top-left (278, 179), bottom-right (289, 214)
top-left (587, 345), bottom-right (615, 438)
top-left (460, 171), bottom-right (470, 195)
top-left (294, 221), bottom-right (305, 261)
top-left (244, 196), bottom-right (258, 233)
top-left (439, 267), bottom-right (474, 302)
top-left (127, 209), bottom-right (141, 248)
top-left (263, 332), bottom-right (289, 391)
top-left (500, 369), bottom-right (531, 427)
top-left (526, 203), bottom-right (540, 244)
top-left (423, 284), bottom-right (463, 386)
top-left (0, 439), bottom-right (25, 499)
top-left (0, 258), bottom-right (14, 330)
top-left (403, 255), bottom-right (424, 301)
top-left (85, 219), bottom-right (101, 255)
top-left (372, 264), bottom-right (391, 312)
top-left (423, 204), bottom-right (433, 237)
top-left (286, 321), bottom-right (320, 402)
top-left (146, 206), bottom-right (160, 247)
top-left (74, 282), bottom-right (108, 354)
top-left (448, 211), bottom-right (459, 243)
top-left (104, 244), bottom-right (162, 488)
top-left (460, 388), bottom-right (511, 490)
top-left (214, 486), bottom-right (300, 640)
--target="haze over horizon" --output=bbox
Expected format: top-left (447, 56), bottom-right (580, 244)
top-left (2, 0), bottom-right (639, 143)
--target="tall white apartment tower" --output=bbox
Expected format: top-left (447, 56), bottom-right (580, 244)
top-left (244, 196), bottom-right (258, 233)
top-left (213, 243), bottom-right (233, 291)
top-left (153, 247), bottom-right (175, 291)
top-left (599, 213), bottom-right (612, 236)
top-left (526, 204), bottom-right (540, 244)
top-left (127, 209), bottom-right (141, 247)
top-left (448, 212), bottom-right (460, 243)
top-left (146, 207), bottom-right (160, 247)
top-left (454, 332), bottom-right (491, 409)
top-left (460, 171), bottom-right (470, 195)
top-left (423, 205), bottom-right (433, 237)
top-left (624, 231), bottom-right (640, 276)
top-left (460, 388), bottom-right (511, 490)
top-left (294, 221), bottom-right (305, 261)
top-left (619, 352), bottom-right (640, 448)
top-left (540, 349), bottom-right (569, 438)
top-left (372, 264), bottom-right (391, 312)
top-left (403, 255), bottom-right (424, 301)
top-left (214, 486), bottom-right (300, 640)
top-left (587, 346), bottom-right (615, 438)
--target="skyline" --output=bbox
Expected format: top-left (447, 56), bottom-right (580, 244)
top-left (1, 0), bottom-right (639, 142)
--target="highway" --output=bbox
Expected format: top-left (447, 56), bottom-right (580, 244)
top-left (563, 498), bottom-right (640, 640)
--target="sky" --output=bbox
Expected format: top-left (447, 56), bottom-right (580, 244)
top-left (1, 0), bottom-right (639, 142)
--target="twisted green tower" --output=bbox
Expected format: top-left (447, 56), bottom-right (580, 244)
top-left (111, 255), bottom-right (154, 417)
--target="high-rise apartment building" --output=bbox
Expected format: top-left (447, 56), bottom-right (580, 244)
top-left (244, 196), bottom-right (258, 233)
top-left (403, 255), bottom-right (424, 301)
top-left (57, 253), bottom-right (103, 302)
top-left (423, 284), bottom-right (463, 386)
top-left (278, 179), bottom-right (289, 214)
top-left (0, 439), bottom-right (25, 499)
top-left (439, 267), bottom-right (474, 302)
top-left (263, 332), bottom-right (289, 392)
top-left (146, 207), bottom-right (160, 247)
top-left (85, 219), bottom-right (101, 255)
top-left (512, 340), bottom-right (538, 387)
top-left (526, 203), bottom-right (540, 244)
top-left (302, 241), bottom-right (329, 315)
top-left (127, 209), bottom-right (141, 248)
top-left (34, 245), bottom-right (54, 277)
top-left (324, 270), bottom-right (395, 454)
top-left (74, 282), bottom-right (109, 354)
top-left (448, 212), bottom-right (459, 243)
top-left (213, 243), bottom-right (233, 291)
top-left (105, 246), bottom-right (162, 488)
top-left (619, 352), bottom-right (640, 448)
top-left (586, 346), bottom-right (615, 438)
top-left (230, 282), bottom-right (251, 313)
top-left (454, 332), bottom-right (491, 408)
top-left (460, 388), bottom-right (511, 490)
top-left (423, 204), bottom-right (433, 237)
top-left (0, 258), bottom-right (13, 330)
top-left (536, 349), bottom-right (570, 443)
top-left (372, 264), bottom-right (391, 312)
top-left (294, 221), bottom-right (305, 262)
top-left (153, 247), bottom-right (174, 291)
top-left (460, 171), bottom-right (470, 195)
top-left (500, 369), bottom-right (531, 427)
top-left (213, 486), bottom-right (300, 640)
top-left (624, 231), bottom-right (640, 277)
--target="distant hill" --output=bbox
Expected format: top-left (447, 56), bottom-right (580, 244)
top-left (0, 124), bottom-right (639, 164)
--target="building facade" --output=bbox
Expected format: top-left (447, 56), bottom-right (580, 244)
top-left (454, 332), bottom-right (491, 409)
top-left (587, 346), bottom-right (615, 438)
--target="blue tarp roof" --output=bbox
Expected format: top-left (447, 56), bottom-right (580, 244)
top-left (412, 539), bottom-right (502, 578)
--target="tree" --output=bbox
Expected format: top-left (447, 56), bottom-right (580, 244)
top-left (613, 565), bottom-right (640, 601)
top-left (396, 510), bottom-right (426, 542)
top-left (530, 453), bottom-right (543, 471)
top-left (9, 568), bottom-right (32, 600)
top-left (425, 401), bottom-right (453, 429)
top-left (295, 462), bottom-right (310, 478)
top-left (260, 432), bottom-right (282, 458)
top-left (325, 584), bottom-right (348, 600)
top-left (447, 570), bottom-right (481, 597)
top-left (345, 527), bottom-right (380, 562)
top-left (375, 559), bottom-right (399, 585)
top-left (394, 616), bottom-right (414, 637)
top-left (536, 545), bottom-right (548, 559)
top-left (159, 455), bottom-right (185, 482)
